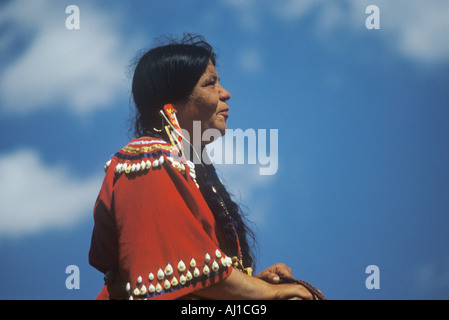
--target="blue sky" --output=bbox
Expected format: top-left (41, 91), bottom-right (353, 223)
top-left (1, 0), bottom-right (448, 300)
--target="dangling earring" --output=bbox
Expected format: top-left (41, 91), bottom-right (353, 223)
top-left (159, 104), bottom-right (184, 154)
top-left (163, 104), bottom-right (183, 140)
top-left (159, 104), bottom-right (203, 164)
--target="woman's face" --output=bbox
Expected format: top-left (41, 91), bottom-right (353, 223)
top-left (175, 61), bottom-right (231, 143)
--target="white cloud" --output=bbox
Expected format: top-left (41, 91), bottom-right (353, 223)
top-left (377, 0), bottom-right (449, 63)
top-left (334, 0), bottom-right (449, 64)
top-left (314, 0), bottom-right (449, 64)
top-left (0, 0), bottom-right (142, 116)
top-left (0, 149), bottom-right (102, 238)
top-left (226, 0), bottom-right (449, 65)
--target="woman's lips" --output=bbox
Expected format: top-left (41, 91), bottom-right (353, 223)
top-left (218, 106), bottom-right (229, 119)
top-left (219, 111), bottom-right (229, 119)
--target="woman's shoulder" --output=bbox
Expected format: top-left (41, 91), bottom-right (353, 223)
top-left (119, 136), bottom-right (176, 159)
top-left (102, 136), bottom-right (195, 182)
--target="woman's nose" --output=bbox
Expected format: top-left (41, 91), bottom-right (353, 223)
top-left (219, 84), bottom-right (231, 102)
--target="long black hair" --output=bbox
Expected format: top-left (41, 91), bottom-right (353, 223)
top-left (130, 34), bottom-right (257, 271)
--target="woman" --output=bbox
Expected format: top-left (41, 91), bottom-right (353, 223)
top-left (89, 34), bottom-right (324, 300)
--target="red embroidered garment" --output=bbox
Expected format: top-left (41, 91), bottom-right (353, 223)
top-left (89, 137), bottom-right (235, 300)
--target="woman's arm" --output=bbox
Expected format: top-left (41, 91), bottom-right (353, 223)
top-left (195, 268), bottom-right (314, 300)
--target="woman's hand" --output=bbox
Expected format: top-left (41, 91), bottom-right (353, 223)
top-left (196, 268), bottom-right (314, 300)
top-left (255, 263), bottom-right (293, 284)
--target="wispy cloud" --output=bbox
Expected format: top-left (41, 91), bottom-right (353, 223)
top-left (220, 0), bottom-right (261, 32)
top-left (237, 46), bottom-right (263, 73)
top-left (377, 0), bottom-right (449, 63)
top-left (224, 0), bottom-right (449, 65)
top-left (0, 0), bottom-right (142, 116)
top-left (0, 149), bottom-right (102, 238)
top-left (272, 0), bottom-right (317, 22)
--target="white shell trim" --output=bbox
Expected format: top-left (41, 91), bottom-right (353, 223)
top-left (157, 269), bottom-right (164, 281)
top-left (110, 154), bottom-right (195, 179)
top-left (177, 260), bottom-right (186, 272)
top-left (164, 279), bottom-right (171, 290)
top-left (109, 155), bottom-right (167, 177)
top-left (164, 264), bottom-right (173, 276)
top-left (203, 265), bottom-right (210, 275)
top-left (128, 251), bottom-right (232, 298)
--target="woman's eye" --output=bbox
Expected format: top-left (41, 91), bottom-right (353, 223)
top-left (204, 76), bottom-right (220, 87)
top-left (204, 80), bottom-right (216, 87)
